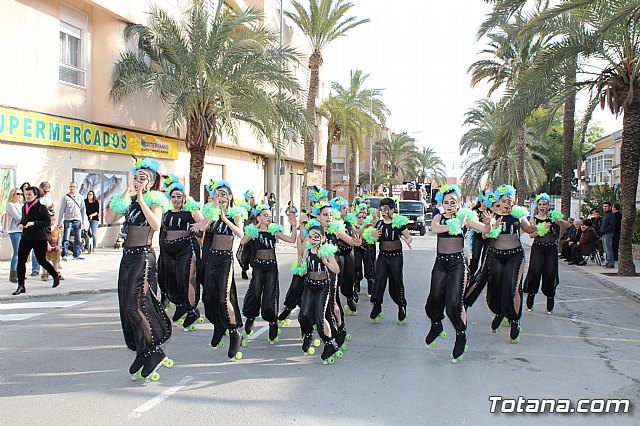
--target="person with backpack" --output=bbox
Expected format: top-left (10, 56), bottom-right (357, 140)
top-left (57, 182), bottom-right (87, 260)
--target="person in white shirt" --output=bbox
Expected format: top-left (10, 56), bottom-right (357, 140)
top-left (5, 188), bottom-right (24, 283)
top-left (57, 182), bottom-right (87, 260)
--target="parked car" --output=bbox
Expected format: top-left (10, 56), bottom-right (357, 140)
top-left (399, 199), bottom-right (427, 236)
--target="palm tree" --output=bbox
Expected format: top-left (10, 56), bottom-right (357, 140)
top-left (469, 8), bottom-right (551, 203)
top-left (416, 147), bottom-right (447, 185)
top-left (459, 100), bottom-right (546, 193)
top-left (501, 0), bottom-right (640, 275)
top-left (320, 70), bottom-right (387, 199)
top-left (110, 0), bottom-right (309, 201)
top-left (374, 133), bottom-right (419, 189)
top-left (285, 0), bottom-right (369, 205)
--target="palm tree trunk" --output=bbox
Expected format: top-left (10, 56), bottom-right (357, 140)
top-left (302, 50), bottom-right (323, 209)
top-left (561, 62), bottom-right (576, 218)
top-left (325, 133), bottom-right (333, 191)
top-left (618, 101), bottom-right (640, 276)
top-left (348, 138), bottom-right (358, 201)
top-left (517, 126), bottom-right (526, 204)
top-left (188, 144), bottom-right (207, 202)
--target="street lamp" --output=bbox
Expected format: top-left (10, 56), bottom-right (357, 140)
top-left (368, 88), bottom-right (385, 194)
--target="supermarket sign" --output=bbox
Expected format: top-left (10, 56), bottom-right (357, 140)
top-left (0, 106), bottom-right (178, 160)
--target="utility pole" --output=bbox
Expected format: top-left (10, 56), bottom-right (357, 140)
top-left (275, 0), bottom-right (283, 223)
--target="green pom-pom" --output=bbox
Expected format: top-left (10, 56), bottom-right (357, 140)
top-left (392, 214), bottom-right (409, 229)
top-left (536, 222), bottom-right (550, 237)
top-left (202, 203), bottom-right (221, 221)
top-left (549, 210), bottom-right (564, 222)
top-left (510, 205), bottom-right (529, 219)
top-left (305, 241), bottom-right (312, 250)
top-left (344, 213), bottom-right (357, 226)
top-left (446, 218), bottom-right (463, 235)
top-left (226, 205), bottom-right (248, 221)
top-left (109, 192), bottom-right (131, 214)
top-left (268, 223), bottom-right (285, 235)
top-left (331, 209), bottom-right (342, 220)
top-left (291, 259), bottom-right (308, 276)
top-left (184, 196), bottom-right (201, 212)
top-left (143, 191), bottom-right (171, 212)
top-left (456, 208), bottom-right (478, 222)
top-left (362, 227), bottom-right (378, 245)
top-left (487, 218), bottom-right (501, 239)
top-left (318, 243), bottom-right (338, 259)
top-left (239, 201), bottom-right (251, 212)
top-left (327, 221), bottom-right (346, 235)
top-left (368, 207), bottom-right (375, 215)
top-left (244, 223), bottom-right (259, 239)
top-left (363, 215), bottom-right (373, 225)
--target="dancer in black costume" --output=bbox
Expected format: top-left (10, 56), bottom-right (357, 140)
top-left (424, 185), bottom-right (492, 362)
top-left (237, 190), bottom-right (257, 280)
top-left (369, 197), bottom-right (412, 324)
top-left (522, 193), bottom-right (568, 314)
top-left (241, 203), bottom-right (297, 343)
top-left (318, 200), bottom-right (361, 349)
top-left (464, 185), bottom-right (536, 343)
top-left (158, 176), bottom-right (204, 330)
top-left (194, 180), bottom-right (247, 360)
top-left (353, 203), bottom-right (376, 299)
top-left (297, 219), bottom-right (343, 364)
top-left (468, 190), bottom-right (493, 279)
top-left (277, 185), bottom-right (329, 322)
top-left (329, 197), bottom-right (359, 315)
top-left (106, 158), bottom-right (173, 380)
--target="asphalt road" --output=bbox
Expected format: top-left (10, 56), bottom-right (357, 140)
top-left (1, 236), bottom-right (639, 425)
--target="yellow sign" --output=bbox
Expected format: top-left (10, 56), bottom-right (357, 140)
top-left (0, 106), bottom-right (178, 160)
top-left (306, 171), bottom-right (323, 187)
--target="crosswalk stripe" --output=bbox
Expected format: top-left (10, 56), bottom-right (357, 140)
top-left (0, 301), bottom-right (87, 310)
top-left (0, 313), bottom-right (46, 321)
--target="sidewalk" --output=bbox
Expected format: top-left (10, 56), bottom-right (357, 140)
top-left (0, 242), bottom-right (301, 301)
top-left (521, 235), bottom-right (640, 304)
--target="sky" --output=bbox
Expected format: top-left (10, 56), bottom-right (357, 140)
top-left (281, 0), bottom-right (623, 178)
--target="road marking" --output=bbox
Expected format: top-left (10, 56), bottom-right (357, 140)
top-left (0, 313), bottom-right (45, 321)
top-left (0, 300), bottom-right (87, 310)
top-left (128, 376), bottom-right (195, 419)
top-left (517, 332), bottom-right (640, 344)
top-left (561, 285), bottom-right (616, 293)
top-left (551, 296), bottom-right (624, 304)
top-left (528, 312), bottom-right (640, 334)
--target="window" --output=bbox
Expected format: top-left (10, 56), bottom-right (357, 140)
top-left (332, 159), bottom-right (345, 173)
top-left (59, 4), bottom-right (87, 88)
top-left (59, 22), bottom-right (85, 87)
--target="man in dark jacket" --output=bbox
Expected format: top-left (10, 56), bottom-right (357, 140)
top-left (599, 202), bottom-right (615, 268)
top-left (560, 218), bottom-right (580, 261)
top-left (612, 203), bottom-right (622, 262)
top-left (570, 219), bottom-right (598, 265)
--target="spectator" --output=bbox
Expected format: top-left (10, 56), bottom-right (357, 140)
top-left (13, 185), bottom-right (61, 295)
top-left (39, 181), bottom-right (54, 214)
top-left (5, 188), bottom-right (24, 283)
top-left (58, 181), bottom-right (87, 261)
top-left (569, 219), bottom-right (598, 266)
top-left (612, 203), bottom-right (622, 262)
top-left (599, 201), bottom-right (615, 268)
top-left (590, 209), bottom-right (602, 237)
top-left (559, 218), bottom-right (578, 261)
top-left (41, 216), bottom-right (64, 281)
top-left (206, 194), bottom-right (214, 204)
top-left (285, 200), bottom-right (298, 216)
top-left (19, 181), bottom-right (40, 276)
top-left (84, 190), bottom-right (100, 252)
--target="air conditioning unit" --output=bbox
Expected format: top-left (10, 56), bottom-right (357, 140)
top-left (342, 175), bottom-right (348, 182)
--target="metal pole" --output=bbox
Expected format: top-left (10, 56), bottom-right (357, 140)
top-left (369, 98), bottom-right (373, 193)
top-left (275, 0), bottom-right (283, 224)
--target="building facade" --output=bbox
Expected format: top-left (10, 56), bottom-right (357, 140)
top-left (0, 0), bottom-right (329, 255)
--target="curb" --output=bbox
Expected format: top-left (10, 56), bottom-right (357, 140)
top-left (573, 267), bottom-right (640, 305)
top-left (0, 287), bottom-right (117, 302)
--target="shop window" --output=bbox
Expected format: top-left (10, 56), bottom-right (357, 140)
top-left (0, 165), bottom-right (16, 216)
top-left (73, 169), bottom-right (128, 224)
